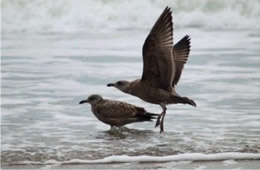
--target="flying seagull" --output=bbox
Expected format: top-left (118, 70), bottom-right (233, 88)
top-left (107, 7), bottom-right (196, 133)
top-left (79, 94), bottom-right (158, 128)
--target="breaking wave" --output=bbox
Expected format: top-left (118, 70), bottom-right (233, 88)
top-left (3, 152), bottom-right (260, 165)
top-left (2, 0), bottom-right (260, 33)
top-left (59, 153), bottom-right (260, 164)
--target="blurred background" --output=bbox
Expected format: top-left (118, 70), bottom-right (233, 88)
top-left (2, 0), bottom-right (260, 33)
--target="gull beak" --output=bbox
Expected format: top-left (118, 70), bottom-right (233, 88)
top-left (79, 99), bottom-right (89, 104)
top-left (107, 83), bottom-right (115, 87)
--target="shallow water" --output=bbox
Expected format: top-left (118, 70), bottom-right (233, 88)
top-left (1, 28), bottom-right (260, 165)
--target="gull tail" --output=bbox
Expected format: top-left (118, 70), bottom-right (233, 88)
top-left (180, 97), bottom-right (197, 107)
top-left (171, 95), bottom-right (197, 107)
top-left (136, 112), bottom-right (159, 122)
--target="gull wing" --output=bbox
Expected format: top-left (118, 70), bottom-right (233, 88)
top-left (172, 35), bottom-right (191, 87)
top-left (95, 100), bottom-right (144, 119)
top-left (141, 7), bottom-right (174, 91)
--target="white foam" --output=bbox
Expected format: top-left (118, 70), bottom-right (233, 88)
top-left (62, 153), bottom-right (260, 164)
top-left (222, 159), bottom-right (238, 166)
top-left (2, 0), bottom-right (260, 33)
top-left (194, 165), bottom-right (207, 170)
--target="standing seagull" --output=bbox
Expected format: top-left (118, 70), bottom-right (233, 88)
top-left (79, 94), bottom-right (158, 128)
top-left (107, 7), bottom-right (196, 133)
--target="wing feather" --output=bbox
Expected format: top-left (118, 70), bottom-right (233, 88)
top-left (95, 100), bottom-right (142, 119)
top-left (172, 35), bottom-right (191, 87)
top-left (141, 6), bottom-right (174, 90)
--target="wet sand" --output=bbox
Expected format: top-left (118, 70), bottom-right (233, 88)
top-left (2, 160), bottom-right (260, 169)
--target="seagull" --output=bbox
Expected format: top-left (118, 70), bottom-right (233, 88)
top-left (107, 7), bottom-right (196, 133)
top-left (79, 94), bottom-right (158, 128)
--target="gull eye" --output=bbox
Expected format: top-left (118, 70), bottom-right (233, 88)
top-left (117, 81), bottom-right (123, 86)
top-left (89, 97), bottom-right (95, 100)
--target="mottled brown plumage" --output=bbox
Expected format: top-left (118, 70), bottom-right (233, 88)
top-left (79, 94), bottom-right (158, 127)
top-left (107, 7), bottom-right (196, 133)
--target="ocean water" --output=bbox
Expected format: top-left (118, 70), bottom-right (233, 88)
top-left (1, 0), bottom-right (260, 168)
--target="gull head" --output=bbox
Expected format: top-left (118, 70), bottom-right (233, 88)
top-left (107, 80), bottom-right (130, 92)
top-left (79, 94), bottom-right (103, 105)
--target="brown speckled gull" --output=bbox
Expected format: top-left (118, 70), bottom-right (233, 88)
top-left (107, 7), bottom-right (196, 133)
top-left (79, 94), bottom-right (158, 128)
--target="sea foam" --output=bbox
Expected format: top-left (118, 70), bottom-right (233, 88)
top-left (16, 152), bottom-right (259, 165)
top-left (2, 0), bottom-right (260, 33)
top-left (64, 153), bottom-right (260, 164)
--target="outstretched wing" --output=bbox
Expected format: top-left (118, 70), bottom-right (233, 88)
top-left (141, 7), bottom-right (174, 91)
top-left (172, 35), bottom-right (191, 87)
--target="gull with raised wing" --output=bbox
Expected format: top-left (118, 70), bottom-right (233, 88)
top-left (107, 7), bottom-right (196, 133)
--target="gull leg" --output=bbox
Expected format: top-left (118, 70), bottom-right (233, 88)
top-left (159, 104), bottom-right (167, 133)
top-left (160, 110), bottom-right (166, 133)
top-left (155, 112), bottom-right (162, 128)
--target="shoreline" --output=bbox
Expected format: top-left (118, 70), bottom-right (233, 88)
top-left (2, 160), bottom-right (260, 169)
